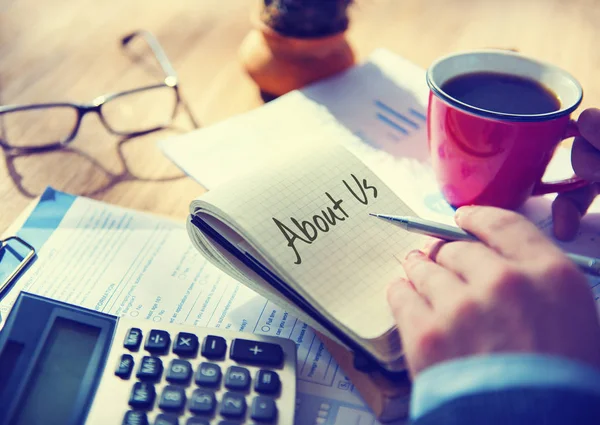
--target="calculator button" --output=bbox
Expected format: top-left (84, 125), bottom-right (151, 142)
top-left (220, 392), bottom-right (246, 418)
top-left (115, 354), bottom-right (135, 379)
top-left (186, 418), bottom-right (209, 425)
top-left (230, 339), bottom-right (283, 366)
top-left (194, 362), bottom-right (221, 387)
top-left (201, 335), bottom-right (226, 359)
top-left (166, 359), bottom-right (192, 384)
top-left (159, 385), bottom-right (186, 411)
top-left (173, 332), bottom-right (199, 357)
top-left (124, 328), bottom-right (143, 351)
top-left (154, 413), bottom-right (179, 425)
top-left (251, 396), bottom-right (277, 422)
top-left (129, 382), bottom-right (156, 408)
top-left (189, 388), bottom-right (216, 414)
top-left (225, 366), bottom-right (250, 391)
top-left (123, 410), bottom-right (148, 425)
top-left (254, 370), bottom-right (280, 394)
top-left (145, 330), bottom-right (171, 354)
top-left (136, 356), bottom-right (163, 381)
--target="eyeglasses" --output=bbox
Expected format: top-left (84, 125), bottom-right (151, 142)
top-left (0, 30), bottom-right (197, 154)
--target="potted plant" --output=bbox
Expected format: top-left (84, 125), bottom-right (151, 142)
top-left (239, 0), bottom-right (356, 97)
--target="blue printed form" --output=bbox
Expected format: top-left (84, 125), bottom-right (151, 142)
top-left (0, 187), bottom-right (388, 425)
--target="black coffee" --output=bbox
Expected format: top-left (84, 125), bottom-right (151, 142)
top-left (441, 72), bottom-right (561, 114)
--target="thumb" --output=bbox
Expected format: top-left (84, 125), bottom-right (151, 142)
top-left (552, 183), bottom-right (600, 241)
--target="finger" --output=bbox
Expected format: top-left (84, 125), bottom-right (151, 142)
top-left (552, 183), bottom-right (600, 241)
top-left (433, 240), bottom-right (508, 283)
top-left (402, 250), bottom-right (465, 307)
top-left (577, 108), bottom-right (600, 151)
top-left (572, 137), bottom-right (600, 182)
top-left (421, 238), bottom-right (446, 259)
top-left (455, 206), bottom-right (564, 262)
top-left (552, 194), bottom-right (583, 241)
top-left (387, 278), bottom-right (433, 345)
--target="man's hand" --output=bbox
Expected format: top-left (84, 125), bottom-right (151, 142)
top-left (388, 206), bottom-right (600, 378)
top-left (553, 108), bottom-right (600, 241)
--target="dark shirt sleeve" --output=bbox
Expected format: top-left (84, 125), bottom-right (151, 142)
top-left (412, 387), bottom-right (600, 425)
top-left (409, 354), bottom-right (600, 425)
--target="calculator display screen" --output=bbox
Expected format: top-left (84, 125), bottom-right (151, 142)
top-left (12, 317), bottom-right (101, 425)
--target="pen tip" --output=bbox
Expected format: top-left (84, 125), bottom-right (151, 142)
top-left (369, 213), bottom-right (379, 217)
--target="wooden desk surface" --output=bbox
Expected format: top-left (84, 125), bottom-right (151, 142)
top-left (1, 0), bottom-right (599, 232)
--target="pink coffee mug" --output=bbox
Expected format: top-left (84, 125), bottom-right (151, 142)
top-left (426, 50), bottom-right (587, 210)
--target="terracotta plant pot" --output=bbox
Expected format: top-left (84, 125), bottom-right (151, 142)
top-left (239, 1), bottom-right (356, 97)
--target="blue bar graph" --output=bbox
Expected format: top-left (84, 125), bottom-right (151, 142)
top-left (375, 100), bottom-right (420, 129)
top-left (376, 113), bottom-right (408, 135)
top-left (409, 107), bottom-right (427, 121)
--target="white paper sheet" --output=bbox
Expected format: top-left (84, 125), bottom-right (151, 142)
top-left (159, 49), bottom-right (447, 224)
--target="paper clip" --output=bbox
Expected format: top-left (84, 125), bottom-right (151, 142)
top-left (0, 236), bottom-right (36, 296)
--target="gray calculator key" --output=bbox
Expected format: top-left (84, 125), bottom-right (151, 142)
top-left (123, 410), bottom-right (148, 425)
top-left (186, 418), bottom-right (209, 425)
top-left (251, 396), bottom-right (277, 422)
top-left (128, 382), bottom-right (156, 408)
top-left (225, 366), bottom-right (250, 391)
top-left (136, 356), bottom-right (163, 381)
top-left (189, 389), bottom-right (216, 414)
top-left (166, 359), bottom-right (192, 383)
top-left (220, 392), bottom-right (246, 418)
top-left (201, 335), bottom-right (226, 359)
top-left (145, 330), bottom-right (171, 354)
top-left (194, 362), bottom-right (221, 387)
top-left (254, 370), bottom-right (280, 394)
top-left (115, 354), bottom-right (134, 379)
top-left (124, 328), bottom-right (143, 351)
top-left (159, 385), bottom-right (186, 411)
top-left (229, 339), bottom-right (283, 366)
top-left (154, 413), bottom-right (179, 425)
top-left (173, 332), bottom-right (199, 357)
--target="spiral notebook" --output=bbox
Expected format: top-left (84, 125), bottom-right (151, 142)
top-left (186, 132), bottom-right (428, 371)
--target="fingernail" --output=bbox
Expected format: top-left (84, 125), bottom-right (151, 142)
top-left (455, 206), bottom-right (473, 223)
top-left (405, 249), bottom-right (424, 260)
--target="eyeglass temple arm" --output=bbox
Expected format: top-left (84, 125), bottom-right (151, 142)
top-left (121, 30), bottom-right (179, 83)
top-left (121, 30), bottom-right (200, 130)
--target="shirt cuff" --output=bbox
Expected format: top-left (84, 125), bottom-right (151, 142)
top-left (410, 353), bottom-right (600, 420)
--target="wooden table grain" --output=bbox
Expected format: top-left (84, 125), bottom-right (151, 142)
top-left (1, 0), bottom-right (599, 232)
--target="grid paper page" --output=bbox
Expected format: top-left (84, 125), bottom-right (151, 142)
top-left (194, 136), bottom-right (427, 341)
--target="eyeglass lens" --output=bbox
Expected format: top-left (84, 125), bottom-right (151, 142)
top-left (100, 85), bottom-right (178, 135)
top-left (0, 106), bottom-right (79, 148)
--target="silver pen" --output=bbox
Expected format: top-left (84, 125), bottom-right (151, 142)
top-left (370, 213), bottom-right (600, 277)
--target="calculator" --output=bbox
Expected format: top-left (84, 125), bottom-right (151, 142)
top-left (0, 292), bottom-right (297, 425)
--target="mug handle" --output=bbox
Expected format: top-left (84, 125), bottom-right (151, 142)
top-left (532, 120), bottom-right (589, 195)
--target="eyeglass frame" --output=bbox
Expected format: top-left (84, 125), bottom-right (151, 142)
top-left (0, 30), bottom-right (197, 154)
